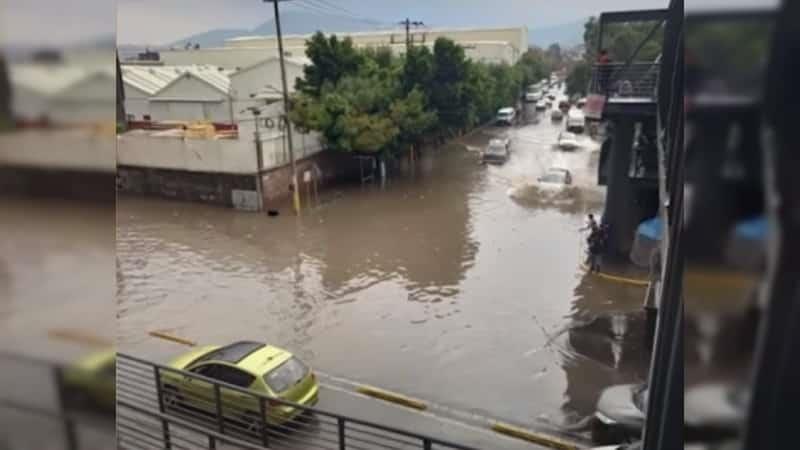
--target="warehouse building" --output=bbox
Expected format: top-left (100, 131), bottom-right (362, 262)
top-left (160, 25), bottom-right (528, 69)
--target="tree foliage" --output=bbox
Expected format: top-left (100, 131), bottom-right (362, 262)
top-left (296, 32), bottom-right (363, 97)
top-left (291, 34), bottom-right (547, 155)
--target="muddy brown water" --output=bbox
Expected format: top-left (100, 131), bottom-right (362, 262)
top-left (115, 105), bottom-right (650, 429)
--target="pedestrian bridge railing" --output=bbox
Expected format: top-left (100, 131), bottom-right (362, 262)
top-left (589, 62), bottom-right (661, 101)
top-left (118, 353), bottom-right (479, 450)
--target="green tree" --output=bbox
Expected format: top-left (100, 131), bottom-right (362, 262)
top-left (429, 38), bottom-right (473, 130)
top-left (565, 60), bottom-right (591, 97)
top-left (402, 45), bottom-right (434, 96)
top-left (390, 88), bottom-right (437, 148)
top-left (296, 32), bottom-right (363, 97)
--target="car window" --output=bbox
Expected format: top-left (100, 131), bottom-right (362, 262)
top-left (215, 366), bottom-right (256, 388)
top-left (190, 363), bottom-right (220, 378)
top-left (192, 341), bottom-right (264, 365)
top-left (264, 357), bottom-right (308, 393)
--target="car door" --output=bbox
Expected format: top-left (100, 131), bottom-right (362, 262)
top-left (182, 362), bottom-right (223, 411)
top-left (213, 365), bottom-right (259, 416)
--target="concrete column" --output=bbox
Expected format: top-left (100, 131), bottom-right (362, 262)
top-left (603, 117), bottom-right (637, 261)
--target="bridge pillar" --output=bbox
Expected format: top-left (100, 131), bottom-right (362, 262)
top-left (603, 118), bottom-right (639, 261)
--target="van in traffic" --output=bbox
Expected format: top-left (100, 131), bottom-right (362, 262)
top-left (566, 108), bottom-right (586, 133)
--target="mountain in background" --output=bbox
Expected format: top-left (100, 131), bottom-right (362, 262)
top-left (528, 19), bottom-right (586, 48)
top-left (166, 10), bottom-right (384, 49)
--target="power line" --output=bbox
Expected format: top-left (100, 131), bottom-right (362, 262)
top-left (294, 0), bottom-right (387, 27)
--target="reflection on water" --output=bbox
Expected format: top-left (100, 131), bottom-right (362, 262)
top-left (116, 112), bottom-right (650, 427)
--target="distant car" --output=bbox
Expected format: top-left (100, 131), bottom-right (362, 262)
top-left (551, 109), bottom-right (564, 122)
top-left (592, 383), bottom-right (647, 444)
top-left (537, 167), bottom-right (572, 186)
top-left (566, 108), bottom-right (586, 133)
top-left (483, 138), bottom-right (510, 164)
top-left (63, 349), bottom-right (116, 413)
top-left (535, 100), bottom-right (547, 111)
top-left (557, 131), bottom-right (579, 150)
top-left (162, 341), bottom-right (319, 427)
top-left (525, 91), bottom-right (540, 102)
top-left (558, 100), bottom-right (570, 112)
top-left (577, 97), bottom-right (588, 109)
top-left (495, 107), bottom-right (516, 125)
top-left (547, 94), bottom-right (556, 101)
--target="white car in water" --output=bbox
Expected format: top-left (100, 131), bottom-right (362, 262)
top-left (566, 108), bottom-right (586, 133)
top-left (495, 107), bottom-right (516, 126)
top-left (525, 90), bottom-right (542, 102)
top-left (535, 99), bottom-right (547, 111)
top-left (551, 109), bottom-right (564, 121)
top-left (557, 131), bottom-right (579, 150)
top-left (537, 167), bottom-right (572, 186)
top-left (482, 138), bottom-right (511, 164)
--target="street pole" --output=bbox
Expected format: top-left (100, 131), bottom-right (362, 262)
top-left (266, 0), bottom-right (301, 215)
top-left (399, 18), bottom-right (424, 52)
top-left (252, 109), bottom-right (264, 211)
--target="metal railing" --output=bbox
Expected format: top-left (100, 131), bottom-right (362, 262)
top-left (0, 352), bottom-right (115, 450)
top-left (118, 353), bottom-right (478, 450)
top-left (589, 62), bottom-right (661, 100)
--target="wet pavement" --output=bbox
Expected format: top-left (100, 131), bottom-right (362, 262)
top-left (115, 100), bottom-right (651, 439)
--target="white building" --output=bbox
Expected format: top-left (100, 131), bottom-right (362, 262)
top-left (121, 58), bottom-right (309, 123)
top-left (161, 25), bottom-right (528, 69)
top-left (9, 63), bottom-right (115, 124)
top-left (229, 56), bottom-right (307, 120)
top-left (121, 64), bottom-right (235, 122)
top-left (149, 66), bottom-right (233, 123)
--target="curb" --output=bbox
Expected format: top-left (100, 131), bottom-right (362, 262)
top-left (356, 385), bottom-right (428, 411)
top-left (148, 330), bottom-right (197, 347)
top-left (580, 263), bottom-right (649, 287)
top-left (491, 422), bottom-right (580, 450)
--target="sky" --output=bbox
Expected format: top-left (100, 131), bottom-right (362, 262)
top-left (0, 0), bottom-right (780, 48)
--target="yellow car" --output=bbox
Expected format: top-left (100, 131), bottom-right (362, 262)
top-left (161, 341), bottom-right (318, 429)
top-left (62, 349), bottom-right (116, 413)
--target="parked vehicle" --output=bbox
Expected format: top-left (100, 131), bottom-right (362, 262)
top-left (592, 382), bottom-right (746, 445)
top-left (592, 383), bottom-right (646, 444)
top-left (162, 341), bottom-right (320, 427)
top-left (577, 97), bottom-right (587, 109)
top-left (525, 91), bottom-right (541, 102)
top-left (495, 107), bottom-right (516, 125)
top-left (557, 131), bottom-right (579, 150)
top-left (535, 100), bottom-right (547, 111)
top-left (551, 109), bottom-right (564, 122)
top-left (482, 138), bottom-right (511, 164)
top-left (63, 349), bottom-right (116, 412)
top-left (558, 100), bottom-right (571, 113)
top-left (566, 108), bottom-right (586, 133)
top-left (537, 167), bottom-right (572, 186)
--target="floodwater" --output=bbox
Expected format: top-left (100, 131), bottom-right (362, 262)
top-left (116, 102), bottom-right (650, 430)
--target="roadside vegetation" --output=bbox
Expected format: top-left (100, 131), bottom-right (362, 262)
top-left (289, 32), bottom-right (553, 156)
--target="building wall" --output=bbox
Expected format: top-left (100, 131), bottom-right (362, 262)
top-left (122, 84), bottom-right (150, 119)
top-left (230, 60), bottom-right (303, 100)
top-left (117, 126), bottom-right (324, 175)
top-left (224, 27), bottom-right (528, 63)
top-left (160, 48), bottom-right (291, 71)
top-left (149, 76), bottom-right (232, 122)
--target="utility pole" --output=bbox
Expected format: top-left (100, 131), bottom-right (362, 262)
top-left (399, 18), bottom-right (424, 51)
top-left (265, 0), bottom-right (301, 215)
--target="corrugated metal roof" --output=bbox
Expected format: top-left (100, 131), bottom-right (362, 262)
top-left (121, 64), bottom-right (234, 96)
top-left (9, 64), bottom-right (95, 96)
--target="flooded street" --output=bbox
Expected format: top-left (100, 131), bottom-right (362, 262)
top-left (116, 103), bottom-right (650, 430)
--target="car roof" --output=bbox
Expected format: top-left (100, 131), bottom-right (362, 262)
top-left (237, 345), bottom-right (292, 374)
top-left (197, 340), bottom-right (265, 365)
top-left (498, 107), bottom-right (514, 113)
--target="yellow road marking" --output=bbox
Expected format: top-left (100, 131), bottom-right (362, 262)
top-left (356, 385), bottom-right (427, 411)
top-left (48, 328), bottom-right (113, 347)
top-left (580, 263), bottom-right (650, 286)
top-left (148, 330), bottom-right (197, 347)
top-left (491, 422), bottom-right (579, 450)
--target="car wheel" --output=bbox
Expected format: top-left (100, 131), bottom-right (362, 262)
top-left (162, 384), bottom-right (183, 409)
top-left (591, 417), bottom-right (628, 445)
